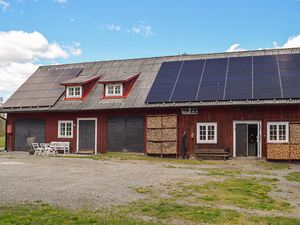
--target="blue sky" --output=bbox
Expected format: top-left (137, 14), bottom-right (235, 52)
top-left (0, 0), bottom-right (300, 100)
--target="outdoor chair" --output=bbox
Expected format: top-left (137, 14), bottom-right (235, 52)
top-left (40, 143), bottom-right (55, 156)
top-left (50, 142), bottom-right (70, 154)
top-left (32, 143), bottom-right (43, 155)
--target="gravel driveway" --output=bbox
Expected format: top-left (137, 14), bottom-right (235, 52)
top-left (0, 152), bottom-right (200, 209)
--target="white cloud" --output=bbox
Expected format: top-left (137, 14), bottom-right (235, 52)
top-left (0, 30), bottom-right (81, 101)
top-left (227, 34), bottom-right (300, 52)
top-left (0, 0), bottom-right (9, 11)
top-left (103, 22), bottom-right (154, 38)
top-left (226, 43), bottom-right (247, 52)
top-left (131, 24), bottom-right (153, 37)
top-left (278, 34), bottom-right (300, 48)
top-left (105, 24), bottom-right (121, 32)
top-left (54, 0), bottom-right (67, 4)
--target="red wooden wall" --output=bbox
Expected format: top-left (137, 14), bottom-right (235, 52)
top-left (6, 104), bottom-right (300, 157)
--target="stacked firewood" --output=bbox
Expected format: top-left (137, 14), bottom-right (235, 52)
top-left (146, 115), bottom-right (177, 154)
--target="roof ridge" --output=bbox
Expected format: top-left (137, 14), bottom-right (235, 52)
top-left (39, 47), bottom-right (300, 69)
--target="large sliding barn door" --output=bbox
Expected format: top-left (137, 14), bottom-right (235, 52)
top-left (15, 119), bottom-right (45, 151)
top-left (107, 116), bottom-right (144, 152)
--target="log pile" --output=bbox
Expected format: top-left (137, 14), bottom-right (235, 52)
top-left (146, 115), bottom-right (177, 155)
top-left (290, 123), bottom-right (300, 144)
top-left (267, 144), bottom-right (289, 160)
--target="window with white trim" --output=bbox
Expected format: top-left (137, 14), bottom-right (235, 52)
top-left (105, 84), bottom-right (123, 96)
top-left (58, 121), bottom-right (73, 138)
top-left (267, 122), bottom-right (289, 143)
top-left (66, 86), bottom-right (82, 98)
top-left (197, 122), bottom-right (217, 144)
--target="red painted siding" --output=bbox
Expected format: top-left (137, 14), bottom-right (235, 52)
top-left (6, 105), bottom-right (300, 157)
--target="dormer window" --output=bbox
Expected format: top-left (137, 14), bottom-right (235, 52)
top-left (105, 84), bottom-right (123, 97)
top-left (66, 86), bottom-right (82, 98)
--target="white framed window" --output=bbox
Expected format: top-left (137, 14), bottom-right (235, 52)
top-left (267, 122), bottom-right (289, 143)
top-left (66, 86), bottom-right (82, 98)
top-left (105, 83), bottom-right (123, 97)
top-left (197, 122), bottom-right (217, 144)
top-left (58, 121), bottom-right (73, 138)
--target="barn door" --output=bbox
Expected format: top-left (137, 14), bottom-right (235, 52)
top-left (15, 119), bottom-right (45, 151)
top-left (107, 116), bottom-right (144, 152)
top-left (78, 120), bottom-right (96, 152)
top-left (235, 123), bottom-right (248, 157)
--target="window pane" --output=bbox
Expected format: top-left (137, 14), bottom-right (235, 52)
top-left (199, 125), bottom-right (206, 140)
top-left (60, 123), bottom-right (66, 136)
top-left (115, 85), bottom-right (121, 94)
top-left (207, 125), bottom-right (215, 140)
top-left (269, 125), bottom-right (277, 141)
top-left (278, 124), bottom-right (286, 141)
top-left (68, 87), bottom-right (74, 96)
top-left (108, 86), bottom-right (114, 94)
top-left (66, 123), bottom-right (72, 136)
top-left (74, 87), bottom-right (81, 96)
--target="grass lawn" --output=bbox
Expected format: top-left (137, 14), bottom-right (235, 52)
top-left (285, 172), bottom-right (300, 182)
top-left (59, 152), bottom-right (224, 165)
top-left (0, 136), bottom-right (4, 148)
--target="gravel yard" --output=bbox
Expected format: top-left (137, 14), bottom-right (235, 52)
top-left (0, 152), bottom-right (200, 208)
top-left (0, 152), bottom-right (300, 224)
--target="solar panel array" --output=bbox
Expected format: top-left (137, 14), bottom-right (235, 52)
top-left (3, 68), bottom-right (82, 108)
top-left (145, 54), bottom-right (300, 103)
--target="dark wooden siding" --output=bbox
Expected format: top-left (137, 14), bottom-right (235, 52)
top-left (14, 119), bottom-right (45, 151)
top-left (107, 116), bottom-right (144, 152)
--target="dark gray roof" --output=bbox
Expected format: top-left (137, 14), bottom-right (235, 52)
top-left (99, 72), bottom-right (139, 83)
top-left (2, 47), bottom-right (300, 113)
top-left (61, 74), bottom-right (101, 85)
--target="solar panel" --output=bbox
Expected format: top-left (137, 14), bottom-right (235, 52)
top-left (196, 58), bottom-right (227, 101)
top-left (170, 60), bottom-right (205, 102)
top-left (145, 53), bottom-right (300, 104)
top-left (3, 68), bottom-right (82, 108)
top-left (145, 61), bottom-right (182, 103)
top-left (225, 57), bottom-right (252, 100)
top-left (278, 54), bottom-right (300, 98)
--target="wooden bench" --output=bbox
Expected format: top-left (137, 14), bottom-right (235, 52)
top-left (194, 147), bottom-right (230, 160)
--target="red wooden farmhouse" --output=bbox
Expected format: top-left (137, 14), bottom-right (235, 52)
top-left (1, 48), bottom-right (300, 160)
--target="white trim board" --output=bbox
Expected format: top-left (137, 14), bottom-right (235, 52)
top-left (76, 118), bottom-right (98, 155)
top-left (233, 120), bottom-right (262, 158)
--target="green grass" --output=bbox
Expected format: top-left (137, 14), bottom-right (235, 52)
top-left (59, 152), bottom-right (223, 165)
top-left (0, 203), bottom-right (154, 225)
top-left (176, 178), bottom-right (291, 211)
top-left (250, 215), bottom-right (300, 225)
top-left (1, 202), bottom-right (299, 225)
top-left (205, 168), bottom-right (272, 176)
top-left (0, 136), bottom-right (4, 148)
top-left (131, 200), bottom-right (241, 224)
top-left (257, 161), bottom-right (290, 170)
top-left (284, 172), bottom-right (300, 182)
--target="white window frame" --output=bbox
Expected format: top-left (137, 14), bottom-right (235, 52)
top-left (105, 83), bottom-right (123, 97)
top-left (66, 86), bottom-right (82, 98)
top-left (197, 122), bottom-right (217, 144)
top-left (58, 120), bottom-right (74, 138)
top-left (267, 122), bottom-right (289, 143)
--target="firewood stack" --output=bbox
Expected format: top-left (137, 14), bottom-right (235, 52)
top-left (146, 115), bottom-right (177, 155)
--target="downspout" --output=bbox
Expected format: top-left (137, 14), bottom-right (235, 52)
top-left (0, 115), bottom-right (7, 151)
